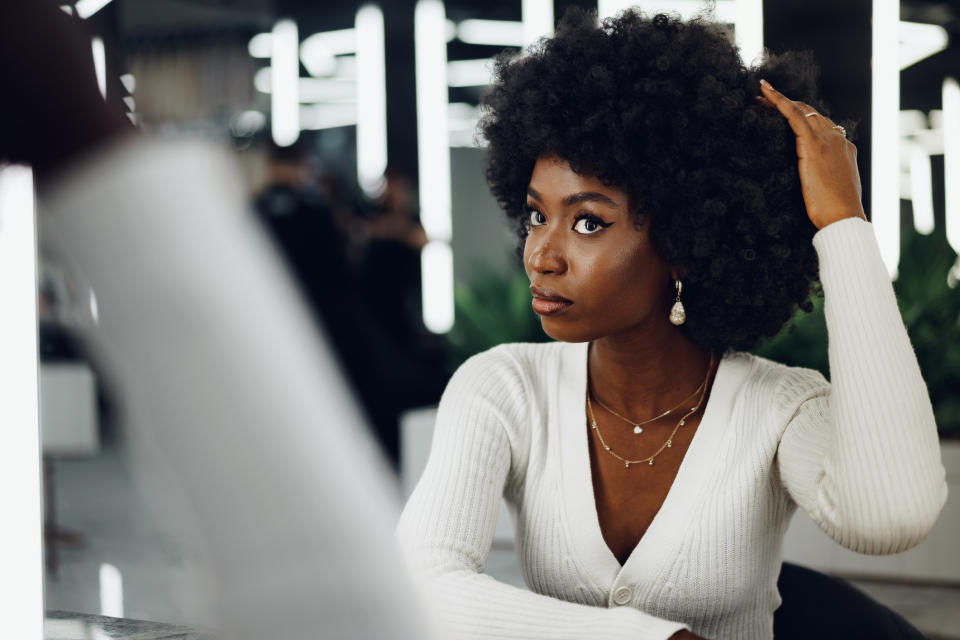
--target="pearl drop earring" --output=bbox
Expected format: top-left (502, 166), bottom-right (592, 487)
top-left (669, 279), bottom-right (686, 326)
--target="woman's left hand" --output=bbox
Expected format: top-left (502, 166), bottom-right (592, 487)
top-left (757, 79), bottom-right (867, 231)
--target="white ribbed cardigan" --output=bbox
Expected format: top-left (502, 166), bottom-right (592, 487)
top-left (397, 217), bottom-right (948, 640)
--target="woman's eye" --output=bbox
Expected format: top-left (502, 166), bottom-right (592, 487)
top-left (573, 215), bottom-right (610, 235)
top-left (528, 207), bottom-right (546, 227)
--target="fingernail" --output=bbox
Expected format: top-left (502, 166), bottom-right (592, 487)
top-left (760, 79), bottom-right (771, 89)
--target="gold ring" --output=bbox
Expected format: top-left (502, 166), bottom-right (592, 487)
top-left (804, 111), bottom-right (820, 118)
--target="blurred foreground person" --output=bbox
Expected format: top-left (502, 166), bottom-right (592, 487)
top-left (1, 3), bottom-right (433, 639)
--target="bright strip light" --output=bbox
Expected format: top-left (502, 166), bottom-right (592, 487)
top-left (92, 37), bottom-right (106, 99)
top-left (523, 0), bottom-right (554, 46)
top-left (356, 4), bottom-right (388, 197)
top-left (90, 288), bottom-right (100, 324)
top-left (457, 19), bottom-right (524, 47)
top-left (300, 29), bottom-right (356, 77)
top-left (300, 78), bottom-right (356, 102)
top-left (254, 68), bottom-right (357, 102)
top-left (421, 241), bottom-right (454, 334)
top-left (301, 29), bottom-right (357, 56)
top-left (248, 33), bottom-right (272, 58)
top-left (99, 563), bottom-right (124, 618)
top-left (271, 19), bottom-right (300, 147)
top-left (598, 0), bottom-right (736, 22)
top-left (945, 77), bottom-right (960, 254)
top-left (0, 165), bottom-right (43, 640)
top-left (75, 0), bottom-right (113, 19)
top-left (909, 144), bottom-right (935, 235)
top-left (414, 0), bottom-right (452, 242)
top-left (300, 105), bottom-right (358, 130)
top-left (899, 21), bottom-right (949, 70)
top-left (415, 0), bottom-right (454, 334)
top-left (446, 59), bottom-right (494, 87)
top-left (449, 102), bottom-right (482, 148)
top-left (119, 73), bottom-right (135, 94)
top-left (872, 0), bottom-right (900, 278)
top-left (734, 0), bottom-right (763, 66)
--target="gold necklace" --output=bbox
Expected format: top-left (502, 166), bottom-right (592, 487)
top-left (586, 351), bottom-right (715, 469)
top-left (590, 379), bottom-right (707, 435)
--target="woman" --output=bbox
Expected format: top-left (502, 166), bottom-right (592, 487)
top-left (397, 8), bottom-right (947, 640)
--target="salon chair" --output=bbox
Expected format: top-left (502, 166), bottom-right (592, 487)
top-left (774, 562), bottom-right (926, 639)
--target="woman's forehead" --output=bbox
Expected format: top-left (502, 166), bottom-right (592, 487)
top-left (527, 154), bottom-right (628, 204)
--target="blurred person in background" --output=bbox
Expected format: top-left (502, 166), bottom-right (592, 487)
top-left (358, 165), bottom-right (429, 346)
top-left (0, 2), bottom-right (433, 638)
top-left (255, 139), bottom-right (352, 311)
top-left (355, 166), bottom-right (450, 436)
top-left (253, 138), bottom-right (373, 414)
top-left (254, 144), bottom-right (449, 468)
top-left (397, 8), bottom-right (945, 640)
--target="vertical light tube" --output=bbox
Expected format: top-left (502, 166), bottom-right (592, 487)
top-left (871, 0), bottom-right (900, 278)
top-left (0, 166), bottom-right (43, 640)
top-left (909, 144), bottom-right (935, 235)
top-left (734, 0), bottom-right (763, 66)
top-left (944, 77), bottom-right (960, 254)
top-left (522, 0), bottom-right (554, 46)
top-left (92, 36), bottom-right (107, 99)
top-left (356, 5), bottom-right (388, 197)
top-left (271, 19), bottom-right (300, 147)
top-left (99, 563), bottom-right (124, 618)
top-left (415, 0), bottom-right (451, 241)
top-left (415, 0), bottom-right (453, 333)
top-left (421, 242), bottom-right (455, 334)
top-left (75, 0), bottom-right (113, 20)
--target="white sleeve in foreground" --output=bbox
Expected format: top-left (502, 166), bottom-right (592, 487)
top-left (39, 137), bottom-right (434, 640)
top-left (776, 217), bottom-right (948, 555)
top-left (397, 348), bottom-right (689, 640)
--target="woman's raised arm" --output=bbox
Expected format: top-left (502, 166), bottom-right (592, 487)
top-left (775, 217), bottom-right (948, 554)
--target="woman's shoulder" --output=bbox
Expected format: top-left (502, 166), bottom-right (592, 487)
top-left (454, 341), bottom-right (570, 378)
top-left (732, 350), bottom-right (831, 413)
top-left (443, 341), bottom-right (571, 408)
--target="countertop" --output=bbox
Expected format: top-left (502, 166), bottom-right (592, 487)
top-left (45, 611), bottom-right (211, 640)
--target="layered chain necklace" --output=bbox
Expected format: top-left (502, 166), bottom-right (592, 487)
top-left (591, 378), bottom-right (707, 435)
top-left (586, 351), bottom-right (715, 469)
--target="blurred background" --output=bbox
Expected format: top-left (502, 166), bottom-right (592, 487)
top-left (6, 0), bottom-right (959, 637)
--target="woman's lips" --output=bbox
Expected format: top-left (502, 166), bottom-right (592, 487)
top-left (532, 297), bottom-right (574, 315)
top-left (530, 285), bottom-right (573, 316)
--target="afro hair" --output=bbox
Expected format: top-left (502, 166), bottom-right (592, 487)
top-left (479, 7), bottom-right (855, 355)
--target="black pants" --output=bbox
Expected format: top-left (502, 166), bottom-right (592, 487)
top-left (774, 562), bottom-right (927, 639)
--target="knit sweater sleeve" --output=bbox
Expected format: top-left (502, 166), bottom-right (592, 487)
top-left (397, 345), bottom-right (690, 640)
top-left (775, 217), bottom-right (949, 555)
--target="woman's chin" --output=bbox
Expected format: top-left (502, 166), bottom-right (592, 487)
top-left (538, 317), bottom-right (596, 343)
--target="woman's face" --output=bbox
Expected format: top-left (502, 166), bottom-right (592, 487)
top-left (523, 153), bottom-right (674, 343)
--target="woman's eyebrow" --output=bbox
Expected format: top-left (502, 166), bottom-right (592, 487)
top-left (563, 192), bottom-right (620, 208)
top-left (526, 186), bottom-right (620, 208)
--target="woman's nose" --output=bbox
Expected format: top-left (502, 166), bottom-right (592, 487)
top-left (526, 234), bottom-right (567, 275)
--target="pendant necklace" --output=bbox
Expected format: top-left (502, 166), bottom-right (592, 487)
top-left (589, 377), bottom-right (707, 435)
top-left (586, 351), bottom-right (715, 468)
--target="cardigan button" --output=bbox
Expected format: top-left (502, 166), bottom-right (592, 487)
top-left (612, 586), bottom-right (633, 605)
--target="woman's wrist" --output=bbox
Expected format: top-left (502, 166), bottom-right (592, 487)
top-left (815, 210), bottom-right (868, 231)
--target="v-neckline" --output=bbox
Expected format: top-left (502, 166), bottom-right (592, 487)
top-left (556, 341), bottom-right (749, 590)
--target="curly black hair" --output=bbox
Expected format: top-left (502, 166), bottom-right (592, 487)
top-left (480, 7), bottom-right (854, 355)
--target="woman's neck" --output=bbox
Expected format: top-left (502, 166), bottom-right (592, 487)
top-left (588, 326), bottom-right (716, 422)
